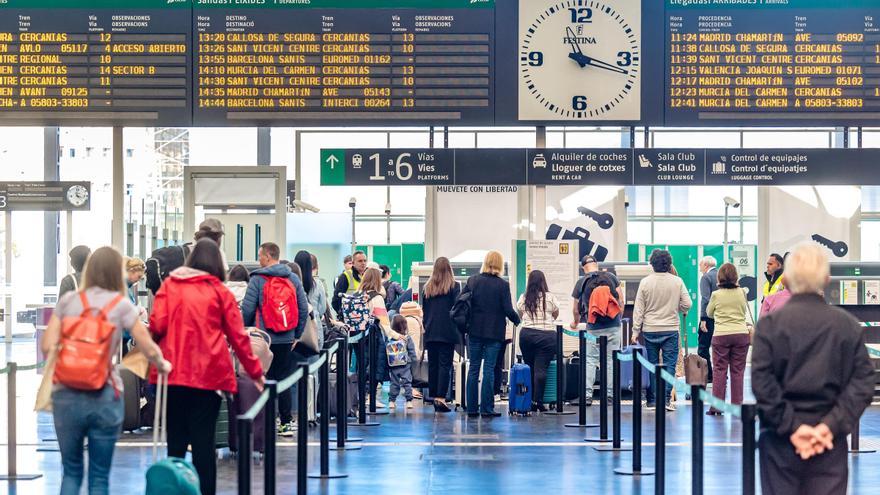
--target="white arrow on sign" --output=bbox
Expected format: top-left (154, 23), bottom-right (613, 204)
top-left (325, 155), bottom-right (339, 169)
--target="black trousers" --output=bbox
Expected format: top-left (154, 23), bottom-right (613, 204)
top-left (519, 328), bottom-right (557, 404)
top-left (267, 343), bottom-right (306, 424)
top-left (698, 318), bottom-right (715, 382)
top-left (166, 386), bottom-right (222, 495)
top-left (426, 342), bottom-right (454, 399)
top-left (759, 431), bottom-right (848, 495)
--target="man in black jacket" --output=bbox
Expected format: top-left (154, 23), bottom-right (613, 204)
top-left (752, 243), bottom-right (875, 495)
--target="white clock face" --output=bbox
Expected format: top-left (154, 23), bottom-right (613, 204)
top-left (518, 0), bottom-right (641, 121)
top-left (66, 185), bottom-right (89, 207)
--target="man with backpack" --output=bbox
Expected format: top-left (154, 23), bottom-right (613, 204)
top-left (144, 218), bottom-right (226, 295)
top-left (570, 255), bottom-right (624, 406)
top-left (241, 241), bottom-right (308, 436)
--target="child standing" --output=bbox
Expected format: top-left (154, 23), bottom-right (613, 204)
top-left (387, 315), bottom-right (418, 410)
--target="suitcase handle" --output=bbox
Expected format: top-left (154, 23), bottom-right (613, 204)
top-left (152, 373), bottom-right (168, 463)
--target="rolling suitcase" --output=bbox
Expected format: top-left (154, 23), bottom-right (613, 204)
top-left (542, 359), bottom-right (559, 405)
top-left (306, 373), bottom-right (318, 426)
top-left (564, 356), bottom-right (584, 402)
top-left (228, 376), bottom-right (265, 453)
top-left (146, 373), bottom-right (201, 495)
top-left (121, 367), bottom-right (142, 432)
top-left (508, 359), bottom-right (532, 416)
top-left (620, 345), bottom-right (649, 395)
top-left (215, 396), bottom-right (229, 450)
top-left (328, 371), bottom-right (358, 419)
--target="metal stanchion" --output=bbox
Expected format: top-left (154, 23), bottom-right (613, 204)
top-left (545, 325), bottom-right (574, 416)
top-left (367, 324), bottom-right (388, 416)
top-left (310, 350), bottom-right (348, 479)
top-left (691, 385), bottom-right (703, 495)
top-left (595, 351), bottom-right (631, 452)
top-left (297, 364), bottom-right (309, 495)
top-left (614, 349), bottom-right (653, 475)
top-left (264, 380), bottom-right (278, 495)
top-left (654, 370), bottom-right (666, 495)
top-left (350, 331), bottom-right (379, 427)
top-left (237, 417), bottom-right (253, 495)
top-left (0, 363), bottom-right (42, 481)
top-left (742, 404), bottom-right (757, 495)
top-left (584, 335), bottom-right (610, 438)
top-left (567, 331), bottom-right (599, 428)
top-left (332, 337), bottom-right (362, 450)
top-left (849, 416), bottom-right (876, 454)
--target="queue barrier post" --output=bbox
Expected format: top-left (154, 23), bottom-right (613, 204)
top-left (567, 330), bottom-right (598, 428)
top-left (332, 335), bottom-right (363, 450)
top-left (297, 363), bottom-right (309, 495)
top-left (236, 416), bottom-right (253, 495)
top-left (614, 349), bottom-right (653, 475)
top-left (367, 324), bottom-right (388, 417)
top-left (595, 350), bottom-right (631, 452)
top-left (742, 403), bottom-right (757, 495)
top-left (0, 362), bottom-right (42, 481)
top-left (351, 329), bottom-right (379, 427)
top-left (545, 325), bottom-right (574, 416)
top-left (654, 369), bottom-right (666, 495)
top-left (691, 385), bottom-right (703, 495)
top-left (309, 349), bottom-right (348, 479)
top-left (584, 335), bottom-right (610, 438)
top-left (264, 380), bottom-right (278, 495)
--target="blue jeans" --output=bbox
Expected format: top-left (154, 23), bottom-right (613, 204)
top-left (53, 384), bottom-right (123, 495)
top-left (643, 331), bottom-right (679, 405)
top-left (466, 336), bottom-right (502, 414)
top-left (586, 326), bottom-right (622, 399)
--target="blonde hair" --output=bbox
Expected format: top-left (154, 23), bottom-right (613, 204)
top-left (126, 257), bottom-right (146, 273)
top-left (359, 267), bottom-right (384, 294)
top-left (481, 250), bottom-right (504, 276)
top-left (783, 243), bottom-right (829, 295)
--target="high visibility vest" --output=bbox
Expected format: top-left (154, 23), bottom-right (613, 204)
top-left (343, 270), bottom-right (361, 294)
top-left (763, 277), bottom-right (784, 298)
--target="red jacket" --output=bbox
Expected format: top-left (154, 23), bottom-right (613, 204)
top-left (149, 267), bottom-right (263, 393)
top-left (588, 285), bottom-right (622, 324)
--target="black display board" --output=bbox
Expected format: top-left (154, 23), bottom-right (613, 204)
top-left (0, 181), bottom-right (91, 211)
top-left (0, 0), bottom-right (192, 126)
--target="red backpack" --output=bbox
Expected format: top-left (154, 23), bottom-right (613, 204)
top-left (54, 292), bottom-right (123, 391)
top-left (259, 275), bottom-right (299, 332)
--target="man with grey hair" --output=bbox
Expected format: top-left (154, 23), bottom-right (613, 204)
top-left (698, 255), bottom-right (719, 382)
top-left (752, 243), bottom-right (874, 495)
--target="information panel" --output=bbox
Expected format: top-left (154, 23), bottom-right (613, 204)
top-left (0, 0), bottom-right (191, 126)
top-left (0, 181), bottom-right (90, 211)
top-left (666, 0), bottom-right (880, 126)
top-left (192, 0), bottom-right (495, 126)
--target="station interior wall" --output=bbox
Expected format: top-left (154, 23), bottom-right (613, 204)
top-left (3, 126), bottom-right (880, 335)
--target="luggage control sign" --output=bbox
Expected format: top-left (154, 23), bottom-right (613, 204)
top-left (321, 148), bottom-right (880, 186)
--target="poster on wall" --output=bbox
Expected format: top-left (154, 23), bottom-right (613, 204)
top-left (519, 239), bottom-right (579, 354)
top-left (766, 186), bottom-right (858, 262)
top-left (545, 186), bottom-right (621, 263)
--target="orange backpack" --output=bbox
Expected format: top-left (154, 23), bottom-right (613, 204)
top-left (54, 292), bottom-right (123, 391)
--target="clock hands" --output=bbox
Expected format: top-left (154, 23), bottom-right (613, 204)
top-left (565, 26), bottom-right (629, 75)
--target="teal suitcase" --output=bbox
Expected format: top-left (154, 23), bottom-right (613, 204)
top-left (146, 374), bottom-right (201, 495)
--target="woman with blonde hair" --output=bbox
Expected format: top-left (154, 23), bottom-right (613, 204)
top-left (422, 257), bottom-right (460, 412)
top-left (462, 250), bottom-right (520, 418)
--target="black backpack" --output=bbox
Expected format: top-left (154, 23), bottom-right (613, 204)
top-left (145, 244), bottom-right (191, 295)
top-left (577, 272), bottom-right (618, 326)
top-left (449, 280), bottom-right (473, 332)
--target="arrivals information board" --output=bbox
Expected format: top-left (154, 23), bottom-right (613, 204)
top-left (0, 0), bottom-right (192, 126)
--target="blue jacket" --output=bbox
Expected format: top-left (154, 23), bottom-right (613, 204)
top-left (242, 263), bottom-right (309, 345)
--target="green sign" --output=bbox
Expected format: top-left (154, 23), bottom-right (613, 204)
top-left (320, 149), bottom-right (345, 186)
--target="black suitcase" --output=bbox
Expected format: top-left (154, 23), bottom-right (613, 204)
top-left (328, 371), bottom-right (358, 419)
top-left (120, 368), bottom-right (142, 432)
top-left (564, 357), bottom-right (583, 401)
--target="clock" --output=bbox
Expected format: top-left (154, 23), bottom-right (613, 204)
top-left (65, 184), bottom-right (89, 208)
top-left (518, 0), bottom-right (641, 121)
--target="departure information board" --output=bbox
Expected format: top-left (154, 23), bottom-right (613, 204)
top-left (666, 0), bottom-right (880, 126)
top-left (192, 0), bottom-right (494, 126)
top-left (0, 0), bottom-right (191, 126)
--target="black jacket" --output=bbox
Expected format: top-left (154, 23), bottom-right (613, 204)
top-left (463, 273), bottom-right (520, 342)
top-left (422, 284), bottom-right (461, 345)
top-left (752, 293), bottom-right (875, 437)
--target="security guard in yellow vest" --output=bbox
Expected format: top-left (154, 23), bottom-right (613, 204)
top-left (332, 250), bottom-right (367, 314)
top-left (762, 253), bottom-right (785, 301)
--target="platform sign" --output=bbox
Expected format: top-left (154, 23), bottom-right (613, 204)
top-left (192, 0), bottom-right (495, 126)
top-left (665, 0), bottom-right (880, 126)
top-left (0, 181), bottom-right (91, 211)
top-left (0, 0), bottom-right (192, 126)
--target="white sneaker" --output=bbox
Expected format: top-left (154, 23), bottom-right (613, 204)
top-left (406, 401), bottom-right (414, 409)
top-left (389, 401), bottom-right (396, 410)
top-left (665, 402), bottom-right (676, 412)
top-left (375, 400), bottom-right (387, 409)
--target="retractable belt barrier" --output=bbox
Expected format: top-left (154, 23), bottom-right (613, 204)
top-left (0, 361), bottom-right (45, 481)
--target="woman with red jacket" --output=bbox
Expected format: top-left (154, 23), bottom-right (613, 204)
top-left (150, 239), bottom-right (265, 495)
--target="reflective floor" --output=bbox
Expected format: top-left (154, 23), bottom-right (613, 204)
top-left (3, 340), bottom-right (879, 494)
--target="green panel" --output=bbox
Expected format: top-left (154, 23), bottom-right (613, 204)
top-left (370, 245), bottom-right (403, 283)
top-left (627, 244), bottom-right (641, 262)
top-left (703, 245), bottom-right (724, 267)
top-left (195, 0), bottom-right (494, 9)
top-left (320, 149), bottom-right (345, 186)
top-left (515, 239), bottom-right (527, 299)
top-left (1, 0), bottom-right (189, 7)
top-left (401, 243), bottom-right (424, 288)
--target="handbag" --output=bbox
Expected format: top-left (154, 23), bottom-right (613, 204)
top-left (412, 349), bottom-right (429, 388)
top-left (35, 346), bottom-right (58, 412)
top-left (295, 313), bottom-right (321, 357)
top-left (743, 288), bottom-right (755, 342)
top-left (449, 280), bottom-right (473, 332)
top-left (684, 353), bottom-right (709, 387)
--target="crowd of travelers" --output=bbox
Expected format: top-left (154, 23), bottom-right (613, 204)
top-left (41, 217), bottom-right (875, 494)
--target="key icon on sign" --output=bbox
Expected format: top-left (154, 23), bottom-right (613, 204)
top-left (812, 234), bottom-right (848, 258)
top-left (577, 207), bottom-right (614, 230)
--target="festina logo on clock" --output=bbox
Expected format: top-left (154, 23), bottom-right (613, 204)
top-left (518, 0), bottom-right (641, 121)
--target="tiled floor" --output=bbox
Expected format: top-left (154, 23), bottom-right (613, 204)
top-left (3, 340), bottom-right (880, 494)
